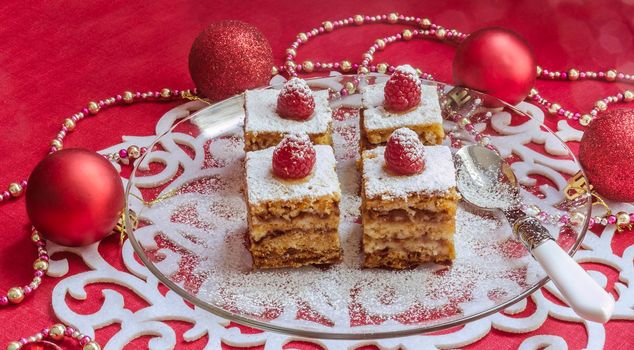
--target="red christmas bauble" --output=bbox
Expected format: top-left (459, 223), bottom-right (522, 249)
top-left (188, 20), bottom-right (274, 101)
top-left (579, 109), bottom-right (634, 202)
top-left (453, 27), bottom-right (536, 106)
top-left (26, 149), bottom-right (124, 246)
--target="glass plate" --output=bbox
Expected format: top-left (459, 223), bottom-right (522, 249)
top-left (124, 75), bottom-right (591, 339)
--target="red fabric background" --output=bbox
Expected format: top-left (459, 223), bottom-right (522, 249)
top-left (1, 0), bottom-right (633, 348)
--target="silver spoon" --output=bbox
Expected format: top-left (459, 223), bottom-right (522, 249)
top-left (455, 145), bottom-right (614, 323)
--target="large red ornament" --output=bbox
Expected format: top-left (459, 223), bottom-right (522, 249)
top-left (26, 149), bottom-right (124, 246)
top-left (188, 20), bottom-right (274, 101)
top-left (579, 109), bottom-right (634, 202)
top-left (453, 27), bottom-right (536, 106)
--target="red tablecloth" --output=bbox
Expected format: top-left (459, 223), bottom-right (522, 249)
top-left (1, 1), bottom-right (633, 348)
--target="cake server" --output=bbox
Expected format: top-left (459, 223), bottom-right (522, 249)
top-left (454, 145), bottom-right (614, 323)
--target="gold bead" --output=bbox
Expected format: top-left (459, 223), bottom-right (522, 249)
top-left (32, 276), bottom-right (42, 285)
top-left (160, 88), bottom-right (171, 98)
top-left (51, 139), bottom-right (63, 150)
top-left (528, 88), bottom-right (538, 97)
top-left (595, 100), bottom-right (607, 111)
top-left (375, 39), bottom-right (386, 50)
top-left (377, 63), bottom-right (388, 74)
top-left (617, 212), bottom-right (630, 225)
top-left (388, 12), bottom-right (399, 23)
top-left (124, 146), bottom-right (139, 159)
top-left (31, 232), bottom-right (40, 242)
top-left (606, 69), bottom-right (617, 81)
top-left (345, 81), bottom-right (355, 94)
top-left (623, 90), bottom-right (634, 102)
top-left (536, 65), bottom-right (542, 76)
top-left (122, 91), bottom-right (134, 103)
top-left (285, 60), bottom-right (296, 70)
top-left (415, 68), bottom-right (423, 76)
top-left (285, 48), bottom-right (296, 57)
top-left (271, 66), bottom-right (278, 76)
top-left (64, 118), bottom-right (76, 131)
top-left (568, 68), bottom-right (579, 80)
top-left (49, 324), bottom-right (66, 340)
top-left (353, 14), bottom-right (364, 25)
top-left (323, 21), bottom-right (333, 32)
top-left (402, 29), bottom-right (413, 40)
top-left (357, 66), bottom-right (369, 74)
top-left (548, 103), bottom-right (561, 115)
top-left (297, 32), bottom-right (308, 43)
top-left (302, 60), bottom-right (314, 73)
top-left (436, 28), bottom-right (446, 39)
top-left (6, 341), bottom-right (21, 350)
top-left (579, 114), bottom-right (592, 126)
top-left (83, 342), bottom-right (101, 350)
top-left (340, 60), bottom-right (352, 72)
top-left (420, 18), bottom-right (431, 28)
top-left (7, 287), bottom-right (24, 304)
top-left (8, 183), bottom-right (22, 197)
top-left (33, 258), bottom-right (49, 271)
top-left (87, 101), bottom-right (100, 114)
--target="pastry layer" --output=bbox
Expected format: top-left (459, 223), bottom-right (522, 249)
top-left (249, 229), bottom-right (342, 269)
top-left (249, 211), bottom-right (340, 242)
top-left (360, 108), bottom-right (444, 146)
top-left (363, 235), bottom-right (454, 254)
top-left (363, 245), bottom-right (455, 269)
top-left (363, 191), bottom-right (459, 214)
top-left (244, 126), bottom-right (333, 152)
top-left (362, 216), bottom-right (455, 241)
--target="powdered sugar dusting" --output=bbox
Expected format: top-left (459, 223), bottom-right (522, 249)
top-left (361, 83), bottom-right (442, 130)
top-left (388, 128), bottom-right (425, 157)
top-left (363, 145), bottom-right (456, 199)
top-left (246, 144), bottom-right (340, 204)
top-left (394, 64), bottom-right (419, 77)
top-left (280, 77), bottom-right (313, 97)
top-left (245, 88), bottom-right (331, 133)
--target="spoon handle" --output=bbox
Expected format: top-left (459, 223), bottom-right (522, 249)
top-left (514, 216), bottom-right (615, 323)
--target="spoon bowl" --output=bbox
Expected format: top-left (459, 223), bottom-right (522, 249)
top-left (454, 145), bottom-right (614, 323)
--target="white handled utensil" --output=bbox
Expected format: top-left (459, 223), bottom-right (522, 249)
top-left (454, 145), bottom-right (614, 323)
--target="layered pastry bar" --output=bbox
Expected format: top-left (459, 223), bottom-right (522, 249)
top-left (245, 142), bottom-right (342, 268)
top-left (243, 79), bottom-right (333, 151)
top-left (361, 143), bottom-right (459, 269)
top-left (360, 66), bottom-right (444, 149)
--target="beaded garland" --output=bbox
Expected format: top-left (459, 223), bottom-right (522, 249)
top-left (2, 12), bottom-right (634, 348)
top-left (6, 323), bottom-right (101, 350)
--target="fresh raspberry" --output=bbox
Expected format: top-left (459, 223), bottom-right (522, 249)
top-left (384, 128), bottom-right (425, 175)
top-left (383, 65), bottom-right (422, 113)
top-left (272, 133), bottom-right (316, 179)
top-left (276, 78), bottom-right (315, 120)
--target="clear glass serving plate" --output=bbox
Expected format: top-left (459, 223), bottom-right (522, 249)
top-left (124, 75), bottom-right (591, 339)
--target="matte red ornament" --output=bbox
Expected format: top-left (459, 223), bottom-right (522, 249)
top-left (26, 148), bottom-right (124, 246)
top-left (579, 109), bottom-right (634, 202)
top-left (453, 27), bottom-right (536, 106)
top-left (188, 20), bottom-right (274, 101)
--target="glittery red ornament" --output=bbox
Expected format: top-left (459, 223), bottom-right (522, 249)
top-left (26, 149), bottom-right (124, 246)
top-left (579, 109), bottom-right (634, 202)
top-left (453, 27), bottom-right (536, 107)
top-left (188, 20), bottom-right (274, 101)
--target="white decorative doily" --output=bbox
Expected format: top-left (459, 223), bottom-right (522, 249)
top-left (47, 77), bottom-right (634, 349)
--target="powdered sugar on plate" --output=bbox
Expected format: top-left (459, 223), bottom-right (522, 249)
top-left (134, 99), bottom-right (546, 333)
